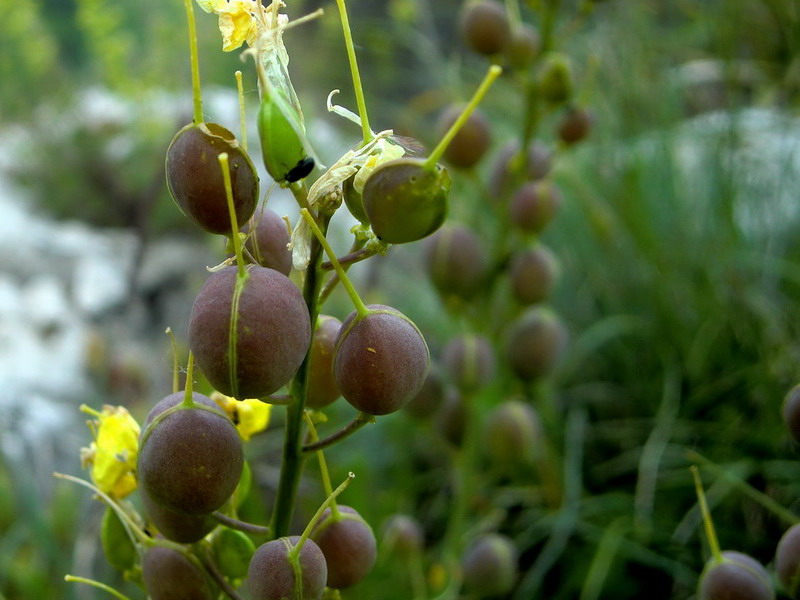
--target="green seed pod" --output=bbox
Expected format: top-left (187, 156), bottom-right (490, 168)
top-left (442, 334), bottom-right (496, 391)
top-left (462, 533), bottom-right (518, 597)
top-left (166, 122), bottom-right (259, 236)
top-left (343, 174), bottom-right (370, 224)
top-left (506, 24), bottom-right (540, 71)
top-left (485, 400), bottom-right (541, 466)
top-left (538, 53), bottom-right (574, 104)
top-left (382, 514), bottom-right (424, 557)
top-left (212, 528), bottom-right (257, 581)
top-left (698, 551), bottom-right (773, 600)
top-left (362, 158), bottom-right (450, 244)
top-left (258, 90), bottom-right (315, 184)
top-left (101, 506), bottom-right (136, 572)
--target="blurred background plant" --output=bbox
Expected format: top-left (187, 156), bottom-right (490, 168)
top-left (1, 0), bottom-right (799, 598)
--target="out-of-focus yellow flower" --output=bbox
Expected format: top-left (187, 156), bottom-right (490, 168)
top-left (80, 405), bottom-right (140, 499)
top-left (196, 0), bottom-right (265, 52)
top-left (212, 393), bottom-right (271, 441)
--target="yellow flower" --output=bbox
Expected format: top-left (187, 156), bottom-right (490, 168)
top-left (212, 393), bottom-right (271, 441)
top-left (80, 405), bottom-right (140, 499)
top-left (197, 0), bottom-right (264, 52)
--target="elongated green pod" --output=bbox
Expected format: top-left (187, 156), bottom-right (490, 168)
top-left (258, 89), bottom-right (314, 184)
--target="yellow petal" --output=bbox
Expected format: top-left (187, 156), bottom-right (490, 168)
top-left (236, 399), bottom-right (271, 441)
top-left (218, 2), bottom-right (259, 52)
top-left (84, 406), bottom-right (141, 499)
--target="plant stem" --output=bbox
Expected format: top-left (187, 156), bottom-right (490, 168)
top-left (198, 546), bottom-right (246, 600)
top-left (335, 0), bottom-right (372, 144)
top-left (691, 465), bottom-right (723, 562)
top-left (318, 236), bottom-right (366, 305)
top-left (304, 414), bottom-right (339, 518)
top-left (165, 327), bottom-right (180, 393)
top-left (321, 245), bottom-right (378, 270)
top-left (64, 575), bottom-right (130, 600)
top-left (218, 152), bottom-right (246, 277)
top-left (291, 472), bottom-right (354, 556)
top-left (181, 352), bottom-right (195, 408)
top-left (235, 70), bottom-right (247, 151)
top-left (425, 65), bottom-right (503, 169)
top-left (302, 412), bottom-right (373, 454)
top-left (211, 511), bottom-right (272, 536)
top-left (182, 0), bottom-right (203, 124)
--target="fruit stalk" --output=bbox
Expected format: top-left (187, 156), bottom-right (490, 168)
top-left (182, 0), bottom-right (203, 124)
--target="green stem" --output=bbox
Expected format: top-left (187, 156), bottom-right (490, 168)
top-left (291, 472), bottom-right (354, 556)
top-left (64, 575), bottom-right (130, 600)
top-left (198, 545), bottom-right (246, 600)
top-left (691, 465), bottom-right (722, 562)
top-left (181, 352), bottom-right (195, 408)
top-left (425, 65), bottom-right (503, 169)
top-left (165, 327), bottom-right (180, 394)
top-left (335, 0), bottom-right (373, 144)
top-left (235, 70), bottom-right (247, 152)
top-left (301, 208), bottom-right (368, 318)
top-left (182, 0), bottom-right (203, 124)
top-left (218, 153), bottom-right (246, 277)
top-left (302, 412), bottom-right (373, 454)
top-left (211, 511), bottom-right (272, 536)
top-left (318, 236), bottom-right (367, 306)
top-left (304, 414), bottom-right (338, 517)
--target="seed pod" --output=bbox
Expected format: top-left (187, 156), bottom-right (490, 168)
top-left (405, 366), bottom-right (446, 419)
top-left (258, 89), bottom-right (315, 184)
top-left (506, 24), bottom-right (540, 70)
top-left (312, 506), bottom-right (377, 589)
top-left (248, 536), bottom-right (327, 600)
top-left (362, 158), bottom-right (450, 244)
top-left (436, 105), bottom-right (492, 169)
top-left (141, 485), bottom-right (216, 544)
top-left (538, 53), bottom-right (574, 104)
top-left (558, 106), bottom-right (594, 145)
top-left (343, 174), bottom-right (370, 224)
top-left (166, 122), bottom-right (259, 236)
top-left (242, 208), bottom-right (292, 276)
top-left (506, 308), bottom-right (568, 380)
top-left (462, 533), bottom-right (518, 598)
top-left (101, 506), bottom-right (136, 571)
top-left (442, 334), bottom-right (496, 391)
top-left (334, 304), bottom-right (430, 415)
top-left (509, 244), bottom-right (559, 305)
top-left (189, 265), bottom-right (311, 399)
top-left (436, 389), bottom-right (466, 447)
top-left (138, 392), bottom-right (243, 515)
top-left (425, 225), bottom-right (487, 300)
top-left (776, 524), bottom-right (800, 597)
top-left (782, 384), bottom-right (800, 442)
top-left (460, 1), bottom-right (510, 56)
top-left (212, 528), bottom-right (256, 581)
top-left (142, 545), bottom-right (215, 600)
top-left (698, 551), bottom-right (773, 600)
top-left (490, 140), bottom-right (553, 199)
top-left (382, 514), bottom-right (424, 557)
top-left (306, 315), bottom-right (343, 410)
top-left (509, 180), bottom-right (562, 234)
top-left (485, 400), bottom-right (541, 466)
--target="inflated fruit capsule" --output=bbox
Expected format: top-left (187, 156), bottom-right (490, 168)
top-left (343, 174), bottom-right (370, 224)
top-left (425, 225), bottom-right (487, 300)
top-left (242, 208), bottom-right (292, 276)
top-left (101, 506), bottom-right (136, 572)
top-left (141, 485), bottom-right (216, 544)
top-left (166, 122), bottom-right (259, 236)
top-left (362, 158), bottom-right (450, 244)
top-left (509, 180), bottom-right (562, 234)
top-left (138, 391), bottom-right (243, 515)
top-left (442, 334), bottom-right (496, 391)
top-left (334, 304), bottom-right (430, 415)
top-left (405, 366), bottom-right (446, 419)
top-left (506, 24), bottom-right (540, 70)
top-left (459, 1), bottom-right (510, 56)
top-left (506, 308), bottom-right (568, 381)
top-left (485, 400), bottom-right (541, 466)
top-left (306, 315), bottom-right (343, 410)
top-left (782, 384), bottom-right (800, 442)
top-left (490, 140), bottom-right (553, 198)
top-left (776, 524), bottom-right (800, 597)
top-left (558, 106), bottom-right (594, 145)
top-left (382, 514), bottom-right (424, 557)
top-left (212, 528), bottom-right (256, 580)
top-left (142, 544), bottom-right (215, 600)
top-left (538, 53), bottom-right (574, 104)
top-left (258, 90), bottom-right (315, 184)
top-left (248, 536), bottom-right (327, 600)
top-left (189, 265), bottom-right (311, 399)
top-left (698, 551), bottom-right (773, 600)
top-left (312, 506), bottom-right (377, 589)
top-left (436, 105), bottom-right (491, 169)
top-left (462, 533), bottom-right (518, 598)
top-left (436, 389), bottom-right (466, 447)
top-left (509, 244), bottom-right (559, 305)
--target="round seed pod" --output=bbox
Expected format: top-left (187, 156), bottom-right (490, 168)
top-left (362, 157), bottom-right (450, 244)
top-left (166, 122), bottom-right (259, 236)
top-left (506, 308), bottom-right (568, 381)
top-left (142, 545), bottom-right (215, 600)
top-left (211, 528), bottom-right (256, 580)
top-left (101, 506), bottom-right (136, 572)
top-left (382, 514), bottom-right (424, 557)
top-left (538, 53), bottom-right (574, 104)
top-left (334, 304), bottom-right (430, 415)
top-left (442, 334), bottom-right (496, 391)
top-left (140, 485), bottom-right (216, 544)
top-left (459, 1), bottom-right (510, 56)
top-left (242, 208), bottom-right (292, 276)
top-left (248, 536), bottom-right (327, 600)
top-left (506, 24), bottom-right (540, 70)
top-left (485, 400), bottom-right (541, 466)
top-left (436, 389), bottom-right (466, 447)
top-left (509, 180), bottom-right (562, 234)
top-left (490, 140), bottom-right (553, 199)
top-left (425, 225), bottom-right (487, 300)
top-left (558, 106), bottom-right (594, 145)
top-left (462, 533), bottom-right (518, 598)
top-left (312, 505), bottom-right (377, 589)
top-left (698, 551), bottom-right (773, 600)
top-left (782, 384), bottom-right (800, 442)
top-left (306, 315), bottom-right (343, 410)
top-left (776, 524), bottom-right (800, 597)
top-left (509, 245), bottom-right (559, 305)
top-left (138, 392), bottom-right (243, 515)
top-left (405, 367), bottom-right (446, 419)
top-left (189, 265), bottom-right (311, 399)
top-left (436, 105), bottom-right (492, 169)
top-left (343, 174), bottom-right (370, 224)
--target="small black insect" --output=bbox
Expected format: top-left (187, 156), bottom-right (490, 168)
top-left (285, 157), bottom-right (315, 183)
